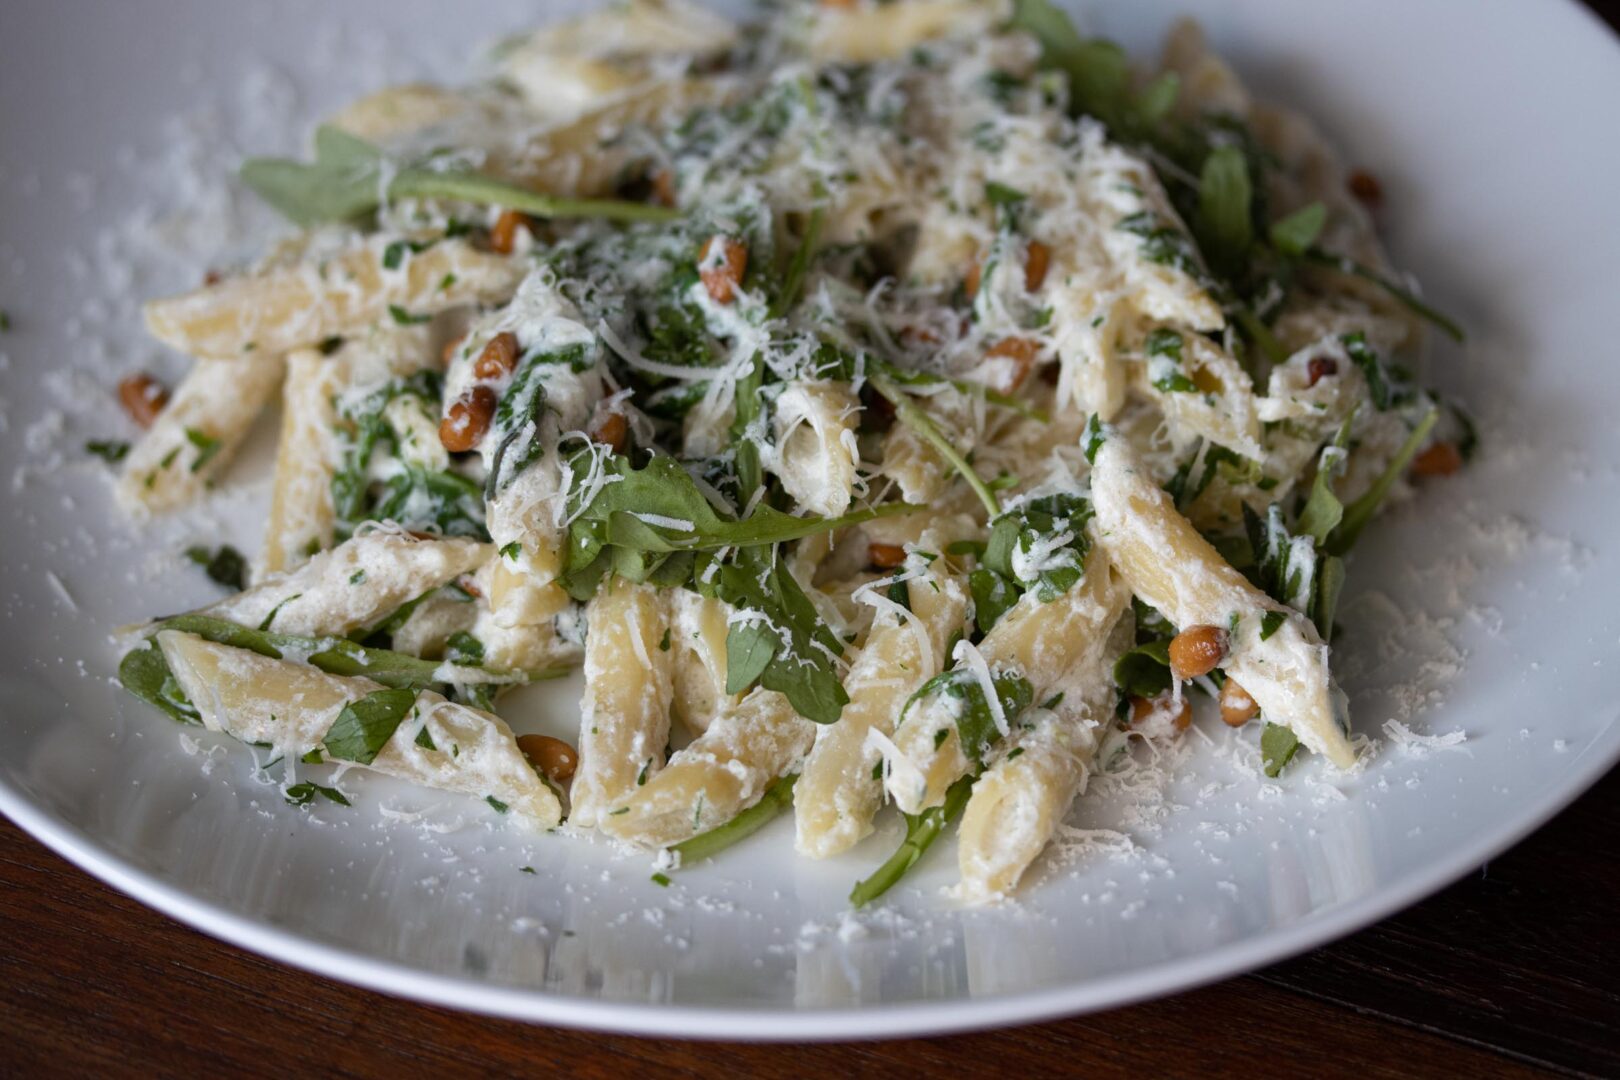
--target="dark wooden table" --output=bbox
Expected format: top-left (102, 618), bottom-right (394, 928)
top-left (3, 770), bottom-right (1614, 1078)
top-left (7, 2), bottom-right (1620, 1074)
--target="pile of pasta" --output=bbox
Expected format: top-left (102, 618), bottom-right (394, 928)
top-left (113, 0), bottom-right (1465, 904)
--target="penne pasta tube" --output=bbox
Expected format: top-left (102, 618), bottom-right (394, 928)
top-left (158, 630), bottom-right (560, 826)
top-left (143, 236), bottom-right (522, 360)
top-left (795, 552), bottom-right (970, 859)
top-left (598, 687), bottom-right (813, 849)
top-left (769, 380), bottom-right (860, 519)
top-left (1090, 436), bottom-right (1357, 768)
top-left (569, 577), bottom-right (674, 827)
top-left (200, 530), bottom-right (490, 637)
top-left (884, 548), bottom-right (1127, 816)
top-left (116, 352), bottom-right (285, 514)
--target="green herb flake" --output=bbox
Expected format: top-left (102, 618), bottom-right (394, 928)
top-left (486, 795), bottom-right (509, 813)
top-left (1260, 610), bottom-right (1287, 641)
top-left (184, 544), bottom-right (248, 591)
top-left (324, 688), bottom-right (418, 765)
top-left (285, 782), bottom-right (350, 808)
top-left (651, 872), bottom-right (672, 887)
top-left (1261, 722), bottom-right (1301, 777)
top-left (184, 428), bottom-right (222, 473)
top-left (86, 439), bottom-right (131, 464)
top-left (388, 304), bottom-right (431, 326)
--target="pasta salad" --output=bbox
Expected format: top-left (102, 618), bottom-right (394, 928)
top-left (109, 0), bottom-right (1469, 905)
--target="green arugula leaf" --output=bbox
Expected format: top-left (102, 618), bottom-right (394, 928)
top-left (850, 775), bottom-right (975, 907)
top-left (324, 687), bottom-right (419, 765)
top-left (868, 374), bottom-right (1001, 518)
top-left (1259, 610), bottom-right (1287, 641)
top-left (1268, 202), bottom-right (1326, 256)
top-left (1197, 145), bottom-right (1253, 275)
top-left (982, 492), bottom-right (1094, 602)
top-left (670, 775), bottom-right (797, 864)
top-left (1261, 722), bottom-right (1301, 777)
top-left (1341, 332), bottom-right (1395, 410)
top-left (118, 640), bottom-right (201, 725)
top-left (901, 667), bottom-right (1034, 766)
top-left (86, 439), bottom-right (130, 464)
top-left (711, 546), bottom-right (849, 724)
top-left (968, 568), bottom-right (1019, 636)
top-left (184, 544), bottom-right (248, 591)
top-left (1297, 410), bottom-right (1357, 544)
top-left (241, 125), bottom-right (679, 228)
top-left (1007, 0), bottom-right (1129, 125)
top-left (1113, 638), bottom-right (1173, 699)
top-left (1328, 408), bottom-right (1439, 555)
top-left (1145, 327), bottom-right (1197, 393)
top-left (285, 781), bottom-right (351, 808)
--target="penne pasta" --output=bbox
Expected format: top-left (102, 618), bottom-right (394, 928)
top-left (158, 629), bottom-right (560, 826)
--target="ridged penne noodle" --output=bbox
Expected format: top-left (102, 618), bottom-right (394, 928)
top-left (569, 577), bottom-right (674, 828)
top-left (769, 380), bottom-right (860, 518)
top-left (143, 236), bottom-right (523, 359)
top-left (497, 0), bottom-right (737, 125)
top-left (200, 530), bottom-right (490, 637)
top-left (599, 688), bottom-right (813, 849)
top-left (796, 552), bottom-right (969, 858)
top-left (115, 352), bottom-right (285, 514)
top-left (261, 324), bottom-right (445, 577)
top-left (1090, 437), bottom-right (1356, 768)
top-left (956, 562), bottom-right (1132, 901)
top-left (809, 0), bottom-right (998, 63)
top-left (158, 630), bottom-right (560, 826)
top-left (326, 83), bottom-right (480, 143)
top-left (668, 590), bottom-right (738, 737)
top-left (1130, 329), bottom-right (1264, 460)
top-left (885, 548), bottom-right (1126, 815)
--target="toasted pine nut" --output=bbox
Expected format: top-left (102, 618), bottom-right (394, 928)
top-left (118, 372), bottom-right (170, 428)
top-left (699, 235), bottom-right (748, 304)
top-left (1130, 693), bottom-right (1192, 731)
top-left (472, 331), bottom-right (520, 381)
top-left (1411, 441), bottom-right (1463, 478)
top-left (490, 209), bottom-right (533, 255)
top-left (439, 385), bottom-right (497, 452)
top-left (986, 337), bottom-right (1041, 392)
top-left (590, 411), bottom-right (629, 454)
top-left (868, 542), bottom-right (907, 569)
top-left (964, 261), bottom-right (982, 301)
top-left (1306, 356), bottom-right (1339, 386)
top-left (1169, 624), bottom-right (1227, 681)
top-left (518, 734), bottom-right (578, 784)
top-left (1220, 678), bottom-right (1259, 727)
top-left (455, 574), bottom-right (482, 599)
top-left (440, 333), bottom-right (467, 368)
top-left (203, 269), bottom-right (223, 286)
top-left (1348, 169), bottom-right (1382, 207)
top-left (1024, 240), bottom-right (1050, 291)
top-left (652, 170), bottom-right (677, 207)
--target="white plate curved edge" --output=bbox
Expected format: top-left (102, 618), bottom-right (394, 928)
top-left (1, 0), bottom-right (1618, 1041)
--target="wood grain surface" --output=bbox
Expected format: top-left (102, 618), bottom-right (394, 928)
top-left (4, 5), bottom-right (1620, 1077)
top-left (2, 770), bottom-right (1613, 1078)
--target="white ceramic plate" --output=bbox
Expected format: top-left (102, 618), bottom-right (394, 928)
top-left (1, 0), bottom-right (1617, 1041)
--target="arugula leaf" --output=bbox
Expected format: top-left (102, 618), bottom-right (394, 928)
top-left (670, 775), bottom-right (797, 864)
top-left (1328, 408), bottom-right (1439, 555)
top-left (1341, 332), bottom-right (1395, 410)
top-left (184, 544), bottom-right (248, 591)
top-left (1297, 411), bottom-right (1357, 544)
top-left (1145, 327), bottom-right (1197, 393)
top-left (241, 125), bottom-right (678, 228)
top-left (982, 492), bottom-right (1094, 601)
top-left (1268, 202), bottom-right (1326, 256)
top-left (1007, 0), bottom-right (1129, 125)
top-left (1259, 610), bottom-right (1287, 642)
top-left (324, 687), bottom-right (418, 765)
top-left (559, 450), bottom-right (919, 598)
top-left (1196, 146), bottom-right (1254, 275)
top-left (285, 782), bottom-right (350, 808)
top-left (900, 667), bottom-right (1033, 766)
top-left (1113, 638), bottom-right (1173, 699)
top-left (86, 439), bottom-right (130, 464)
top-left (968, 567), bottom-right (1019, 636)
top-left (850, 775), bottom-right (974, 907)
top-left (711, 546), bottom-right (849, 724)
top-left (1261, 722), bottom-right (1301, 777)
top-left (118, 640), bottom-right (201, 725)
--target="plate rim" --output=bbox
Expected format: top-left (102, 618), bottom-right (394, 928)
top-left (3, 730), bottom-right (1616, 1040)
